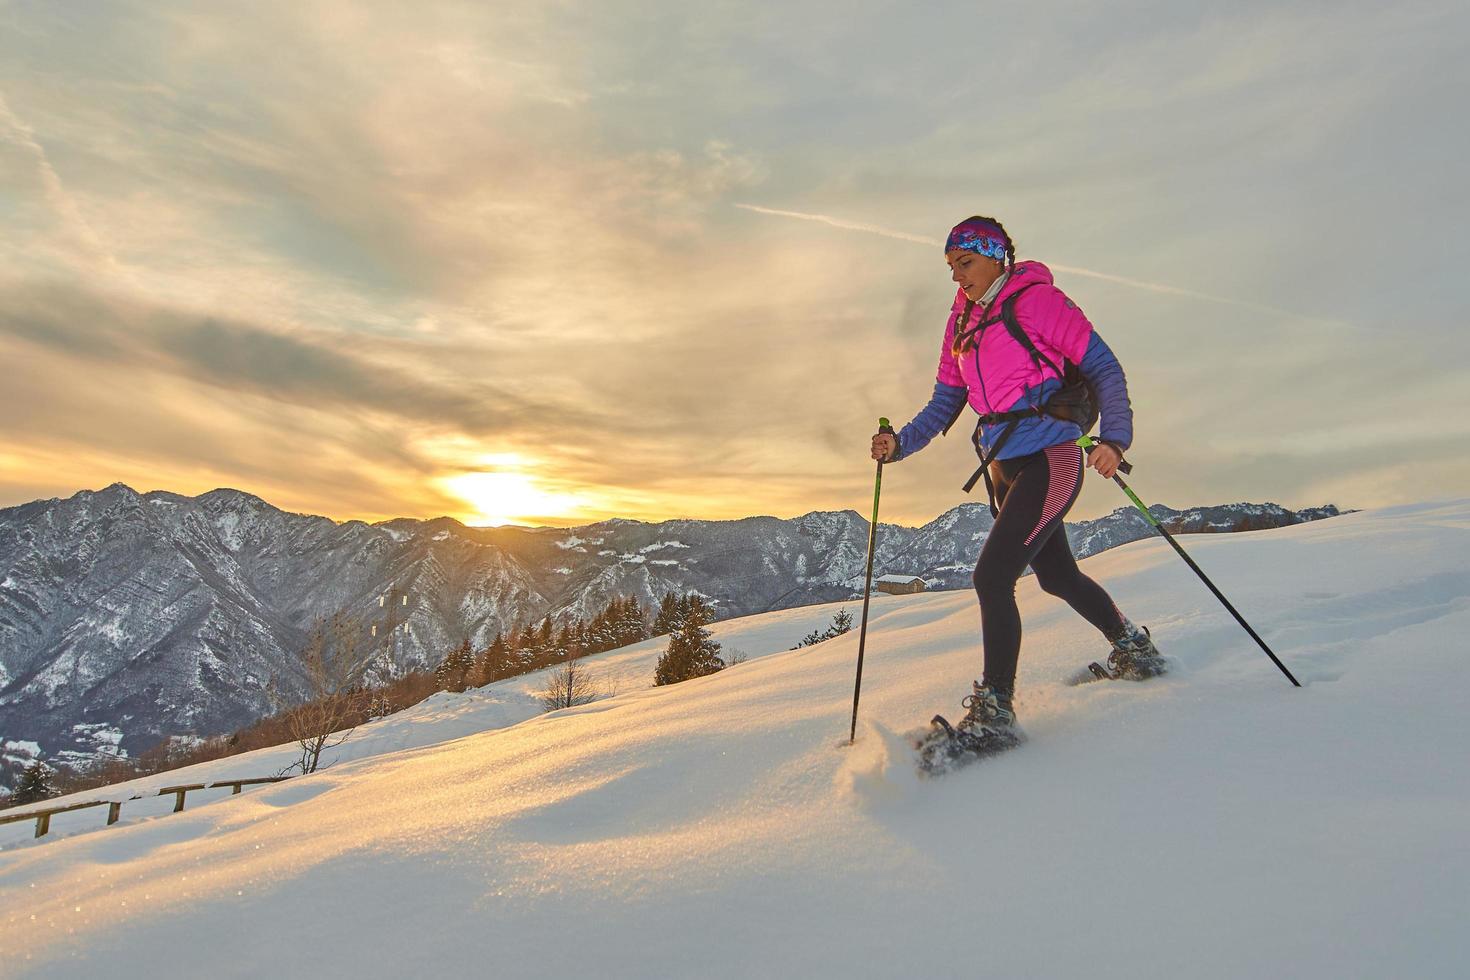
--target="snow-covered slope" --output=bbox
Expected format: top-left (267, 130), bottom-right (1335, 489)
top-left (0, 599), bottom-right (860, 839)
top-left (1, 501), bottom-right (1464, 979)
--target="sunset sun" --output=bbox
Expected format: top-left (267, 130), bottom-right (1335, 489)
top-left (441, 469), bottom-right (584, 527)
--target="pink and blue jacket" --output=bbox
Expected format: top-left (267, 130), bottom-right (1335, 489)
top-left (891, 261), bottom-right (1133, 464)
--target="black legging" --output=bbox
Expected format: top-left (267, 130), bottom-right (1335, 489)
top-left (972, 442), bottom-right (1127, 694)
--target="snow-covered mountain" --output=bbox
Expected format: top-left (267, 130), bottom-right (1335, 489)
top-left (0, 481), bottom-right (1341, 780)
top-left (0, 500), bottom-right (1460, 979)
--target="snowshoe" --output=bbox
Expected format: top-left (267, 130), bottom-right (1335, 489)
top-left (914, 683), bottom-right (1025, 776)
top-left (1067, 623), bottom-right (1168, 685)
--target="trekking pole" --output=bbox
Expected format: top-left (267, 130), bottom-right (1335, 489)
top-left (849, 418), bottom-right (894, 744)
top-left (1077, 436), bottom-right (1300, 687)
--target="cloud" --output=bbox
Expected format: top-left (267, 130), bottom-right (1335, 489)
top-left (0, 0), bottom-right (1466, 528)
top-left (0, 280), bottom-right (591, 435)
top-left (0, 92), bottom-right (125, 277)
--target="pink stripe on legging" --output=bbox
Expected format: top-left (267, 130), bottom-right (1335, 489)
top-left (1023, 443), bottom-right (1082, 546)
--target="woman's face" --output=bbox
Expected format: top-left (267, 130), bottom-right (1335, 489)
top-left (946, 249), bottom-right (1004, 302)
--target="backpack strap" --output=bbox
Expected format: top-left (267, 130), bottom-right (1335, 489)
top-left (996, 285), bottom-right (1065, 379)
top-left (999, 289), bottom-right (1096, 429)
top-left (952, 282), bottom-right (1041, 354)
top-left (962, 416), bottom-right (1026, 517)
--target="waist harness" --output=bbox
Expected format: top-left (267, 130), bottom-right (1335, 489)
top-left (941, 284), bottom-right (1099, 516)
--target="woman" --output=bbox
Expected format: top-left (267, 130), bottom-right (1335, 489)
top-left (871, 215), bottom-right (1165, 738)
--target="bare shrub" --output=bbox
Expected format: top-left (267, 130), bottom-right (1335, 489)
top-left (539, 656), bottom-right (603, 712)
top-left (89, 752), bottom-right (144, 786)
top-left (50, 751), bottom-right (146, 796)
top-left (272, 611), bottom-right (375, 775)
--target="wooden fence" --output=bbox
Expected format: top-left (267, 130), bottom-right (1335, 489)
top-left (0, 776), bottom-right (292, 840)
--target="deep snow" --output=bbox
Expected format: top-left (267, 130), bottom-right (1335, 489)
top-left (1, 500), bottom-right (1467, 978)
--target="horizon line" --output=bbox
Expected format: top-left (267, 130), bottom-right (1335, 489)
top-left (2, 479), bottom-right (1334, 531)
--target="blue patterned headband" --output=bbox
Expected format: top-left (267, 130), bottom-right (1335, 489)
top-left (945, 220), bottom-right (1009, 262)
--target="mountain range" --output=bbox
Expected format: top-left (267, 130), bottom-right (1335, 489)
top-left (0, 482), bottom-right (1341, 785)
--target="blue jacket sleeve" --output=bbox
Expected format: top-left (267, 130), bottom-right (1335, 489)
top-left (1078, 332), bottom-right (1133, 452)
top-left (891, 382), bottom-right (969, 462)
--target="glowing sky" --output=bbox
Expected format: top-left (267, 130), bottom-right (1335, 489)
top-left (2, 1), bottom-right (1467, 528)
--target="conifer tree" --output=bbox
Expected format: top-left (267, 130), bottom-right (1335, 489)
top-left (12, 761), bottom-right (55, 806)
top-left (435, 638), bottom-right (475, 691)
top-left (476, 632), bottom-right (510, 684)
top-left (605, 597), bottom-right (623, 645)
top-left (826, 608), bottom-right (854, 637)
top-left (615, 596), bottom-right (648, 646)
top-left (653, 592), bottom-right (681, 636)
top-left (568, 620), bottom-right (589, 659)
top-left (588, 600), bottom-right (613, 652)
top-left (654, 595), bottom-right (724, 686)
top-left (553, 620), bottom-right (577, 663)
top-left (511, 623), bottom-right (537, 671)
top-left (791, 608), bottom-right (857, 649)
top-left (792, 629), bottom-right (826, 650)
top-left (527, 616), bottom-right (553, 667)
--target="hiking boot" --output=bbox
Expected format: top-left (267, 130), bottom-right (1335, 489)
top-left (1106, 623), bottom-right (1168, 680)
top-left (957, 681), bottom-right (1017, 733)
